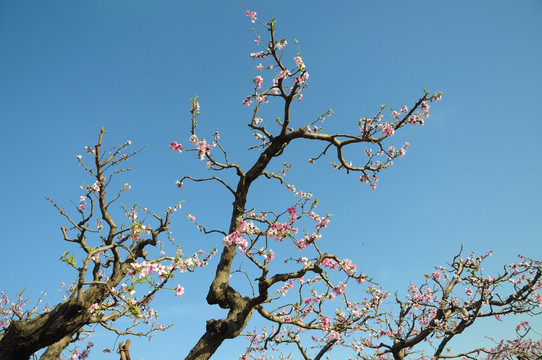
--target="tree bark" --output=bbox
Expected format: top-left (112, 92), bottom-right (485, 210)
top-left (186, 138), bottom-right (290, 360)
top-left (0, 288), bottom-right (104, 360)
top-left (119, 339), bottom-right (131, 360)
top-left (185, 300), bottom-right (254, 360)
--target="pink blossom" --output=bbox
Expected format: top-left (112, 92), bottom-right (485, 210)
top-left (78, 195), bottom-right (86, 211)
top-left (316, 217), bottom-right (330, 230)
top-left (175, 284), bottom-right (184, 297)
top-left (255, 94), bottom-right (267, 104)
top-left (245, 10), bottom-right (257, 23)
top-left (69, 349), bottom-right (79, 360)
top-left (359, 174), bottom-right (370, 184)
top-left (264, 249), bottom-right (275, 261)
top-left (321, 258), bottom-right (339, 270)
top-left (381, 123), bottom-right (395, 137)
top-left (333, 282), bottom-right (347, 295)
top-left (195, 139), bottom-right (212, 160)
top-left (421, 101), bottom-right (429, 112)
top-left (250, 51), bottom-right (266, 60)
top-left (223, 231), bottom-right (248, 250)
top-left (278, 69), bottom-right (290, 79)
top-left (294, 56), bottom-right (305, 70)
top-left (268, 221), bottom-right (293, 241)
top-left (287, 206), bottom-right (297, 218)
top-left (189, 102), bottom-right (200, 113)
top-left (275, 40), bottom-right (287, 49)
top-left (175, 180), bottom-right (183, 189)
top-left (341, 259), bottom-right (357, 276)
top-left (253, 75), bottom-right (263, 89)
top-left (169, 141), bottom-right (183, 153)
top-left (89, 182), bottom-right (100, 193)
top-left (243, 96), bottom-right (252, 106)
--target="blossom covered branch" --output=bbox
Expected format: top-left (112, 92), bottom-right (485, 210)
top-left (0, 128), bottom-right (215, 359)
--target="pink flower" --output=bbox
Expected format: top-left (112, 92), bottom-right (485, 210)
top-left (196, 139), bottom-right (213, 160)
top-left (175, 180), bottom-right (183, 189)
top-left (245, 10), bottom-right (257, 23)
top-left (78, 195), bottom-right (86, 210)
top-left (275, 40), bottom-right (287, 50)
top-left (169, 141), bottom-right (183, 153)
top-left (189, 102), bottom-right (200, 113)
top-left (341, 259), bottom-right (357, 276)
top-left (255, 94), bottom-right (267, 104)
top-left (421, 101), bottom-right (429, 112)
top-left (381, 123), bottom-right (395, 137)
top-left (175, 284), bottom-right (184, 297)
top-left (316, 217), bottom-right (330, 230)
top-left (223, 231), bottom-right (248, 250)
top-left (359, 174), bottom-right (370, 184)
top-left (89, 303), bottom-right (100, 313)
top-left (243, 96), bottom-right (252, 106)
top-left (69, 349), bottom-right (79, 360)
top-left (253, 75), bottom-right (263, 89)
top-left (294, 56), bottom-right (305, 70)
top-left (89, 182), bottom-right (100, 193)
top-left (278, 69), bottom-right (291, 79)
top-left (333, 282), bottom-right (347, 295)
top-left (264, 249), bottom-right (275, 261)
top-left (250, 51), bottom-right (267, 60)
top-left (287, 206), bottom-right (297, 218)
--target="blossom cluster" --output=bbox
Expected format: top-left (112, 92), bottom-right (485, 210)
top-left (169, 141), bottom-right (183, 153)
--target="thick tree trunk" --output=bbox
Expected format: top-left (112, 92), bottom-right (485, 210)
top-left (185, 302), bottom-right (255, 360)
top-left (185, 138), bottom-right (290, 359)
top-left (0, 299), bottom-right (89, 360)
top-left (0, 285), bottom-right (108, 360)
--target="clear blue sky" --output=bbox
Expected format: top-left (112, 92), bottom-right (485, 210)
top-left (1, 1), bottom-right (541, 359)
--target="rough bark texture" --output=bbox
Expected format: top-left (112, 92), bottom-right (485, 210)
top-left (119, 339), bottom-right (132, 360)
top-left (0, 299), bottom-right (91, 360)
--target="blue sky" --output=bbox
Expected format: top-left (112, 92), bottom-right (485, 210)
top-left (1, 1), bottom-right (542, 359)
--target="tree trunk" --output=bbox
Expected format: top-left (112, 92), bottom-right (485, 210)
top-left (0, 289), bottom-right (104, 360)
top-left (185, 296), bottom-right (256, 360)
top-left (119, 339), bottom-right (131, 360)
